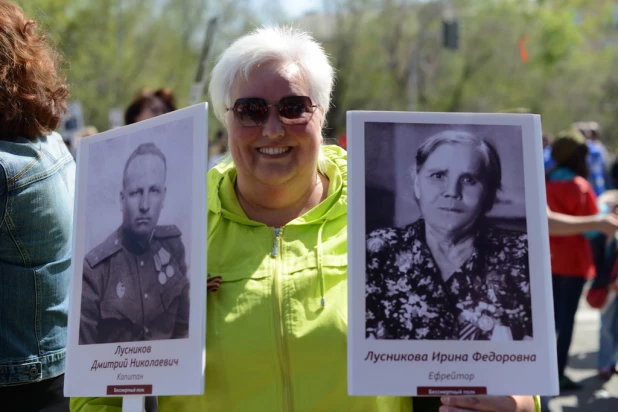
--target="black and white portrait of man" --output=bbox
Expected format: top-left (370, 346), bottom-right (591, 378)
top-left (365, 123), bottom-right (532, 341)
top-left (79, 119), bottom-right (193, 345)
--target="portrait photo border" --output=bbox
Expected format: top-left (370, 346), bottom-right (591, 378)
top-left (347, 111), bottom-right (558, 396)
top-left (64, 103), bottom-right (208, 398)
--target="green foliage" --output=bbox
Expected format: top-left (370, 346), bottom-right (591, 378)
top-left (536, 6), bottom-right (581, 66)
top-left (318, 0), bottom-right (618, 148)
top-left (15, 0), bottom-right (618, 150)
top-left (20, 0), bottom-right (254, 138)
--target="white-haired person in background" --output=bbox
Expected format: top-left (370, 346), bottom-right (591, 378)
top-left (71, 26), bottom-right (538, 412)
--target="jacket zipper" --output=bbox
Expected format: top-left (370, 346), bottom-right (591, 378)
top-left (271, 227), bottom-right (293, 411)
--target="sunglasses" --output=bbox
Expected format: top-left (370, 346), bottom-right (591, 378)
top-left (226, 96), bottom-right (318, 127)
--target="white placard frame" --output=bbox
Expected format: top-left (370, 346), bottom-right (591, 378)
top-left (347, 111), bottom-right (558, 396)
top-left (64, 104), bottom-right (208, 399)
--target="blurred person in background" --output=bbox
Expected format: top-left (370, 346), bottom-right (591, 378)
top-left (545, 122), bottom-right (607, 196)
top-left (124, 87), bottom-right (177, 125)
top-left (0, 1), bottom-right (74, 411)
top-left (71, 26), bottom-right (538, 412)
top-left (575, 121), bottom-right (606, 196)
top-left (587, 122), bottom-right (611, 189)
top-left (542, 132), bottom-right (554, 171)
top-left (611, 157), bottom-right (618, 194)
top-left (77, 126), bottom-right (99, 138)
top-left (584, 190), bottom-right (618, 380)
top-left (546, 126), bottom-right (600, 391)
top-left (542, 132), bottom-right (553, 149)
top-left (207, 129), bottom-right (227, 170)
top-left (575, 122), bottom-right (611, 346)
top-left (542, 204), bottom-right (618, 411)
top-left (69, 126), bottom-right (98, 158)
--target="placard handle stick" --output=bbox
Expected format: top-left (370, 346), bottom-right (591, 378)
top-left (122, 396), bottom-right (145, 412)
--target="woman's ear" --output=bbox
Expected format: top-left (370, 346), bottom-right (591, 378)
top-left (413, 173), bottom-right (420, 200)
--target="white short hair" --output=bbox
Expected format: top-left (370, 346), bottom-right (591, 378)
top-left (208, 26), bottom-right (334, 126)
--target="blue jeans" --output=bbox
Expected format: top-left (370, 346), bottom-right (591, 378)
top-left (598, 296), bottom-right (618, 369)
top-left (552, 275), bottom-right (586, 377)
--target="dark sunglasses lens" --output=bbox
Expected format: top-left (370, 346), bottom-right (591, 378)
top-left (278, 97), bottom-right (307, 119)
top-left (232, 96), bottom-right (316, 126)
top-left (234, 98), bottom-right (268, 126)
top-left (279, 96), bottom-right (315, 120)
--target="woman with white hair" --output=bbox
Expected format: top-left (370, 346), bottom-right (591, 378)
top-left (72, 27), bottom-right (537, 412)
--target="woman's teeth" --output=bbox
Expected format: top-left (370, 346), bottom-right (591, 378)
top-left (259, 147), bottom-right (290, 155)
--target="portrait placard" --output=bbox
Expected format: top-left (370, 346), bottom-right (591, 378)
top-left (347, 111), bottom-right (558, 396)
top-left (64, 104), bottom-right (208, 397)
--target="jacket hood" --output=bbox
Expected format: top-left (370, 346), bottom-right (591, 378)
top-left (207, 145), bottom-right (347, 227)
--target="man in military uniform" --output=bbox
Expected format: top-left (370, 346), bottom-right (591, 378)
top-left (79, 142), bottom-right (190, 345)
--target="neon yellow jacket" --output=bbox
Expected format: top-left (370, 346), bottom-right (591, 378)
top-left (71, 145), bottom-right (411, 411)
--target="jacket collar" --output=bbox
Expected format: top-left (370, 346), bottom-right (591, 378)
top-left (207, 145), bottom-right (347, 227)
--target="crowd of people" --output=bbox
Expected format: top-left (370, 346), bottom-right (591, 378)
top-left (543, 121), bottom-right (618, 395)
top-left (3, 0), bottom-right (618, 411)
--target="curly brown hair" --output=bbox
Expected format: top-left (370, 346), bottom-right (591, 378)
top-left (0, 0), bottom-right (68, 140)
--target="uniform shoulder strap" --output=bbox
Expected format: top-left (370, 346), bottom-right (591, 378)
top-left (85, 230), bottom-right (123, 268)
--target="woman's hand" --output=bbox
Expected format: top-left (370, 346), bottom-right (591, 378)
top-left (440, 395), bottom-right (536, 412)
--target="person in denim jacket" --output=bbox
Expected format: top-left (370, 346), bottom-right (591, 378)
top-left (0, 1), bottom-right (73, 411)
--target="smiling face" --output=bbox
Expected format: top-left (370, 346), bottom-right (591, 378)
top-left (414, 143), bottom-right (488, 238)
top-left (226, 61), bottom-right (323, 187)
top-left (120, 154), bottom-right (167, 238)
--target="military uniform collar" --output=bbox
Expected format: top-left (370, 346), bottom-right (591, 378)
top-left (120, 226), bottom-right (155, 255)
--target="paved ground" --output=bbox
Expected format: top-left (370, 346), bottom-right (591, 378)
top-left (548, 298), bottom-right (618, 411)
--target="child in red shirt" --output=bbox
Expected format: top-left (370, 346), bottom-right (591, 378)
top-left (546, 127), bottom-right (599, 390)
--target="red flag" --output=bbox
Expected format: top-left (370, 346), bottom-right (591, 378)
top-left (518, 35), bottom-right (529, 63)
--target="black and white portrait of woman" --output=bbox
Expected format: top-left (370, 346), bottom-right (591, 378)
top-left (365, 124), bottom-right (533, 341)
